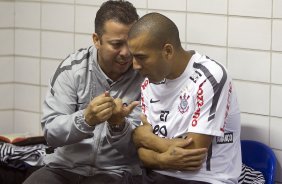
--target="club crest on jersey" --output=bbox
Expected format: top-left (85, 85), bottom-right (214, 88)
top-left (178, 93), bottom-right (190, 114)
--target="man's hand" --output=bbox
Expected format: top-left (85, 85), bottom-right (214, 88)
top-left (156, 138), bottom-right (207, 171)
top-left (84, 91), bottom-right (114, 126)
top-left (107, 98), bottom-right (139, 125)
top-left (135, 114), bottom-right (207, 171)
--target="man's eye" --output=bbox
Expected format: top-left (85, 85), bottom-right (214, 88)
top-left (111, 43), bottom-right (122, 48)
top-left (135, 56), bottom-right (146, 62)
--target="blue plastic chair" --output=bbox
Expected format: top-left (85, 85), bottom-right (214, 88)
top-left (241, 140), bottom-right (277, 184)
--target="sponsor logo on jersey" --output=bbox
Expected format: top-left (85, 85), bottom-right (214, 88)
top-left (190, 70), bottom-right (202, 83)
top-left (141, 79), bottom-right (149, 90)
top-left (192, 80), bottom-right (206, 127)
top-left (141, 94), bottom-right (147, 114)
top-left (178, 93), bottom-right (190, 114)
top-left (150, 99), bottom-right (160, 103)
top-left (153, 124), bottom-right (168, 137)
top-left (216, 132), bottom-right (233, 144)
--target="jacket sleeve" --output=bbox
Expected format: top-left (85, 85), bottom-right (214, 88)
top-left (106, 102), bottom-right (142, 158)
top-left (41, 68), bottom-right (95, 148)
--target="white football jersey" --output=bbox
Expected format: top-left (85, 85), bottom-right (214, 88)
top-left (141, 51), bottom-right (242, 184)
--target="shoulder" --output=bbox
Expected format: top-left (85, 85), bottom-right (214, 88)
top-left (60, 47), bottom-right (93, 73)
top-left (50, 46), bottom-right (94, 88)
top-left (192, 52), bottom-right (229, 84)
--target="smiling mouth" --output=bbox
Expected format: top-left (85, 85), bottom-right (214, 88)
top-left (117, 62), bottom-right (129, 65)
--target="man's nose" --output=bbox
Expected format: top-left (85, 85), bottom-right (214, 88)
top-left (133, 58), bottom-right (142, 71)
top-left (119, 44), bottom-right (130, 56)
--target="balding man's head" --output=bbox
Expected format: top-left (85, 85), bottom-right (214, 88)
top-left (128, 12), bottom-right (181, 49)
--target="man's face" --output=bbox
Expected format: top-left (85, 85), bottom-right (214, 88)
top-left (93, 20), bottom-right (133, 80)
top-left (128, 34), bottom-right (170, 83)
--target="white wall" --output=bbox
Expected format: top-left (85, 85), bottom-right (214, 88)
top-left (0, 0), bottom-right (281, 183)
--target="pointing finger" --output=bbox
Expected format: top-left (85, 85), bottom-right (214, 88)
top-left (140, 114), bottom-right (150, 125)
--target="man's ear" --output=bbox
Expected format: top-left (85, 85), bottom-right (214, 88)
top-left (92, 33), bottom-right (101, 49)
top-left (162, 43), bottom-right (174, 60)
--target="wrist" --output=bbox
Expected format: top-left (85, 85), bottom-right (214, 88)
top-left (83, 110), bottom-right (97, 127)
top-left (74, 111), bottom-right (96, 131)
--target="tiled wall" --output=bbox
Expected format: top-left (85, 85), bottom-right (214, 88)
top-left (0, 0), bottom-right (281, 182)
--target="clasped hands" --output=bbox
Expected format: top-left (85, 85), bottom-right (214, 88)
top-left (84, 91), bottom-right (139, 127)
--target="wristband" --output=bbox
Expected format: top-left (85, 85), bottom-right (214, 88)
top-left (109, 123), bottom-right (125, 132)
top-left (75, 112), bottom-right (95, 131)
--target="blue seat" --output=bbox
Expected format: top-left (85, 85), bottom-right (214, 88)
top-left (241, 140), bottom-right (277, 184)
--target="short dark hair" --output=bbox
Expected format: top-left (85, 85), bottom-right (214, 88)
top-left (129, 12), bottom-right (181, 49)
top-left (95, 0), bottom-right (139, 37)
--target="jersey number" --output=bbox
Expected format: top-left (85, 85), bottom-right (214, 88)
top-left (160, 111), bottom-right (169, 122)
